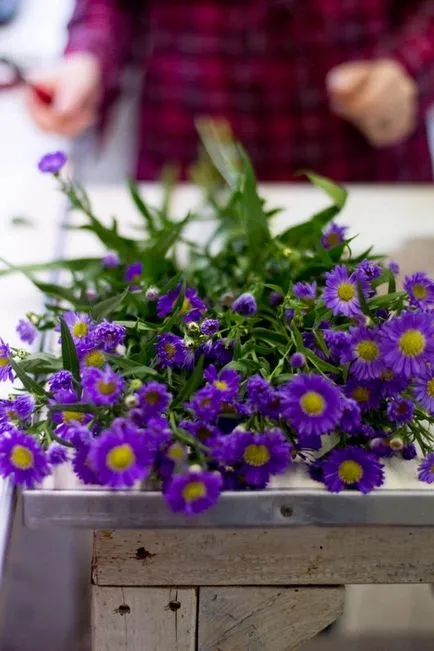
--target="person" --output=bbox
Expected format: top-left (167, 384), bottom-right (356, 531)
top-left (27, 0), bottom-right (434, 182)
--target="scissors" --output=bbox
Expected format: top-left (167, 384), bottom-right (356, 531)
top-left (0, 56), bottom-right (53, 105)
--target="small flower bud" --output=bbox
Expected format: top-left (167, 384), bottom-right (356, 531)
top-left (129, 379), bottom-right (142, 391)
top-left (146, 286), bottom-right (160, 301)
top-left (124, 395), bottom-right (139, 409)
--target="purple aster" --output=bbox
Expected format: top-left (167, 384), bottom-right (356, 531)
top-left (414, 367), bottom-right (434, 414)
top-left (323, 330), bottom-right (352, 364)
top-left (157, 284), bottom-right (206, 323)
top-left (290, 352), bottom-right (306, 369)
top-left (208, 339), bottom-right (234, 366)
top-left (125, 262), bottom-right (143, 285)
top-left (339, 398), bottom-right (362, 433)
top-left (200, 319), bottom-right (220, 336)
top-left (386, 397), bottom-right (415, 424)
top-left (163, 468), bottom-right (223, 515)
top-left (61, 312), bottom-right (94, 344)
top-left (418, 453), bottom-right (434, 484)
top-left (187, 386), bottom-right (222, 422)
top-left (82, 366), bottom-right (125, 406)
top-left (404, 272), bottom-right (434, 308)
top-left (0, 430), bottom-right (49, 488)
top-left (46, 443), bottom-right (68, 466)
top-left (321, 222), bottom-right (348, 249)
top-left (16, 318), bottom-right (37, 345)
top-left (38, 150), bottom-right (67, 174)
top-left (354, 259), bottom-right (382, 283)
top-left (68, 423), bottom-right (95, 448)
top-left (0, 394), bottom-right (34, 425)
top-left (381, 311), bottom-right (434, 378)
top-left (142, 416), bottom-right (172, 453)
top-left (293, 281), bottom-right (317, 303)
top-left (72, 442), bottom-right (99, 485)
top-left (0, 338), bottom-right (12, 382)
top-left (78, 345), bottom-right (106, 369)
top-left (349, 325), bottom-right (383, 379)
top-left (179, 420), bottom-right (221, 445)
top-left (90, 418), bottom-right (153, 488)
top-left (322, 446), bottom-right (385, 494)
top-left (378, 368), bottom-right (409, 398)
top-left (344, 378), bottom-right (382, 412)
top-left (157, 285), bottom-right (181, 318)
top-left (92, 321), bottom-right (126, 352)
top-left (50, 389), bottom-right (92, 434)
top-left (136, 381), bottom-right (172, 419)
top-left (323, 265), bottom-right (368, 318)
top-left (402, 443), bottom-right (417, 460)
top-left (204, 365), bottom-right (240, 399)
top-left (388, 260), bottom-right (400, 276)
top-left (215, 428), bottom-right (292, 487)
top-left (145, 286), bottom-right (160, 301)
top-left (283, 374), bottom-right (343, 437)
top-left (246, 375), bottom-right (286, 419)
top-left (284, 309), bottom-right (295, 324)
top-left (48, 370), bottom-right (73, 393)
top-left (102, 251), bottom-right (120, 268)
top-left (269, 292), bottom-right (283, 307)
top-left (156, 333), bottom-right (188, 368)
top-left (232, 293), bottom-right (257, 317)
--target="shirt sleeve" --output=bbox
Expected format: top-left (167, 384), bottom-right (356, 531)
top-left (377, 1), bottom-right (434, 114)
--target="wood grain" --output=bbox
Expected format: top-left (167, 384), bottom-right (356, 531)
top-left (92, 586), bottom-right (196, 651)
top-left (198, 586), bottom-right (344, 651)
top-left (93, 528), bottom-right (434, 587)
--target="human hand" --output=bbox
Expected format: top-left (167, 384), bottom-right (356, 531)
top-left (326, 59), bottom-right (418, 147)
top-left (26, 53), bottom-right (101, 136)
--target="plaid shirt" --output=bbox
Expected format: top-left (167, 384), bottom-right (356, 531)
top-left (66, 0), bottom-right (434, 182)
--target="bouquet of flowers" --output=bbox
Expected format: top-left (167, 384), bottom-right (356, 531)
top-left (1, 128), bottom-right (434, 516)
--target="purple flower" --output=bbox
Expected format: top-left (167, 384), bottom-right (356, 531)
top-left (388, 261), bottom-right (400, 275)
top-left (82, 366), bottom-right (124, 407)
top-left (354, 260), bottom-right (382, 283)
top-left (137, 381), bottom-right (172, 419)
top-left (323, 265), bottom-right (367, 318)
top-left (232, 293), bottom-right (257, 317)
top-left (156, 333), bottom-right (188, 368)
top-left (290, 352), bottom-right (306, 369)
top-left (414, 367), bottom-right (434, 414)
top-left (322, 446), bottom-right (385, 493)
top-left (50, 389), bottom-right (92, 435)
top-left (215, 429), bottom-right (292, 487)
top-left (187, 386), bottom-right (222, 422)
top-left (0, 338), bottom-right (12, 382)
top-left (269, 292), bottom-right (283, 307)
top-left (349, 325), bottom-right (383, 379)
top-left (418, 453), bottom-right (434, 484)
top-left (92, 321), bottom-right (126, 352)
top-left (323, 330), bottom-right (352, 364)
top-left (48, 370), bottom-right (73, 393)
top-left (102, 251), bottom-right (120, 268)
top-left (404, 272), bottom-right (434, 308)
top-left (386, 397), bottom-right (415, 424)
top-left (293, 281), bottom-right (317, 303)
top-left (68, 424), bottom-right (95, 448)
top-left (78, 345), bottom-right (106, 369)
top-left (180, 420), bottom-right (221, 445)
top-left (339, 398), bottom-right (362, 433)
top-left (208, 339), bottom-right (234, 366)
top-left (47, 443), bottom-right (68, 466)
top-left (246, 376), bottom-right (286, 419)
top-left (90, 418), bottom-right (153, 488)
top-left (284, 309), bottom-right (295, 324)
top-left (72, 442), bottom-right (99, 485)
top-left (402, 443), bottom-right (417, 460)
top-left (16, 319), bottom-right (37, 345)
top-left (381, 311), bottom-right (434, 378)
top-left (204, 365), bottom-right (240, 400)
top-left (0, 394), bottom-right (34, 425)
top-left (344, 378), bottom-right (381, 412)
top-left (321, 222), bottom-right (348, 249)
top-left (125, 262), bottom-right (143, 285)
top-left (142, 416), bottom-right (172, 453)
top-left (283, 374), bottom-right (343, 437)
top-left (200, 319), bottom-right (220, 336)
top-left (38, 150), bottom-right (67, 174)
top-left (0, 430), bottom-right (49, 488)
top-left (163, 468), bottom-right (223, 515)
top-left (62, 312), bottom-right (94, 344)
top-left (157, 285), bottom-right (206, 323)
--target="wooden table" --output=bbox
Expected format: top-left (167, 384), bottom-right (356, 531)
top-left (21, 184), bottom-right (434, 650)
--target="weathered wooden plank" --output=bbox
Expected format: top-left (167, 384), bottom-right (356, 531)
top-left (198, 586), bottom-right (344, 651)
top-left (92, 586), bottom-right (196, 651)
top-left (93, 528), bottom-right (434, 586)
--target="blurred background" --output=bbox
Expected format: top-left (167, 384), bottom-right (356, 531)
top-left (2, 1), bottom-right (434, 650)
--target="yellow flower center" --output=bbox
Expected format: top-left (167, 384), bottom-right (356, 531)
top-left (145, 391), bottom-right (160, 405)
top-left (167, 443), bottom-right (185, 461)
top-left (338, 460), bottom-right (363, 484)
top-left (7, 410), bottom-right (17, 420)
top-left (300, 391), bottom-right (326, 416)
top-left (381, 369), bottom-right (394, 381)
top-left (85, 350), bottom-right (105, 367)
top-left (63, 411), bottom-right (85, 424)
top-left (427, 378), bottom-right (434, 398)
top-left (72, 321), bottom-right (89, 338)
top-left (337, 282), bottom-right (355, 302)
top-left (355, 339), bottom-right (379, 362)
top-left (413, 284), bottom-right (427, 300)
top-left (199, 398), bottom-right (212, 408)
top-left (0, 358), bottom-right (8, 367)
top-left (399, 329), bottom-right (426, 357)
top-left (107, 444), bottom-right (135, 471)
top-left (243, 444), bottom-right (271, 467)
top-left (164, 343), bottom-right (176, 359)
top-left (97, 380), bottom-right (117, 396)
top-left (181, 297), bottom-right (192, 314)
top-left (351, 387), bottom-right (370, 403)
top-left (326, 232), bottom-right (340, 247)
top-left (10, 445), bottom-right (34, 470)
top-left (182, 481), bottom-right (206, 503)
top-left (214, 380), bottom-right (228, 391)
top-left (197, 426), bottom-right (212, 441)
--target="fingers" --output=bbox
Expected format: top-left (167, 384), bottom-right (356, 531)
top-left (26, 88), bottom-right (96, 136)
top-left (326, 61), bottom-right (371, 106)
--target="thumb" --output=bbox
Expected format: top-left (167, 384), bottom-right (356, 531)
top-left (54, 75), bottom-right (93, 116)
top-left (326, 62), bottom-right (371, 101)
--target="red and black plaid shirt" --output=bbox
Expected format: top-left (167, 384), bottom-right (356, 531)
top-left (66, 0), bottom-right (434, 182)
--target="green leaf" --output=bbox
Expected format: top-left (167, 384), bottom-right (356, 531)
top-left (357, 283), bottom-right (372, 318)
top-left (301, 171), bottom-right (348, 209)
top-left (173, 356), bottom-right (205, 407)
top-left (252, 328), bottom-right (288, 346)
top-left (59, 318), bottom-right (81, 386)
top-left (20, 353), bottom-right (62, 375)
top-left (239, 150), bottom-right (271, 269)
top-left (48, 403), bottom-right (93, 413)
top-left (303, 349), bottom-right (339, 374)
top-left (33, 281), bottom-right (82, 306)
top-left (0, 257), bottom-right (100, 278)
top-left (128, 180), bottom-right (157, 234)
top-left (119, 365), bottom-right (159, 379)
top-left (10, 359), bottom-right (48, 397)
top-left (91, 289), bottom-right (129, 321)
